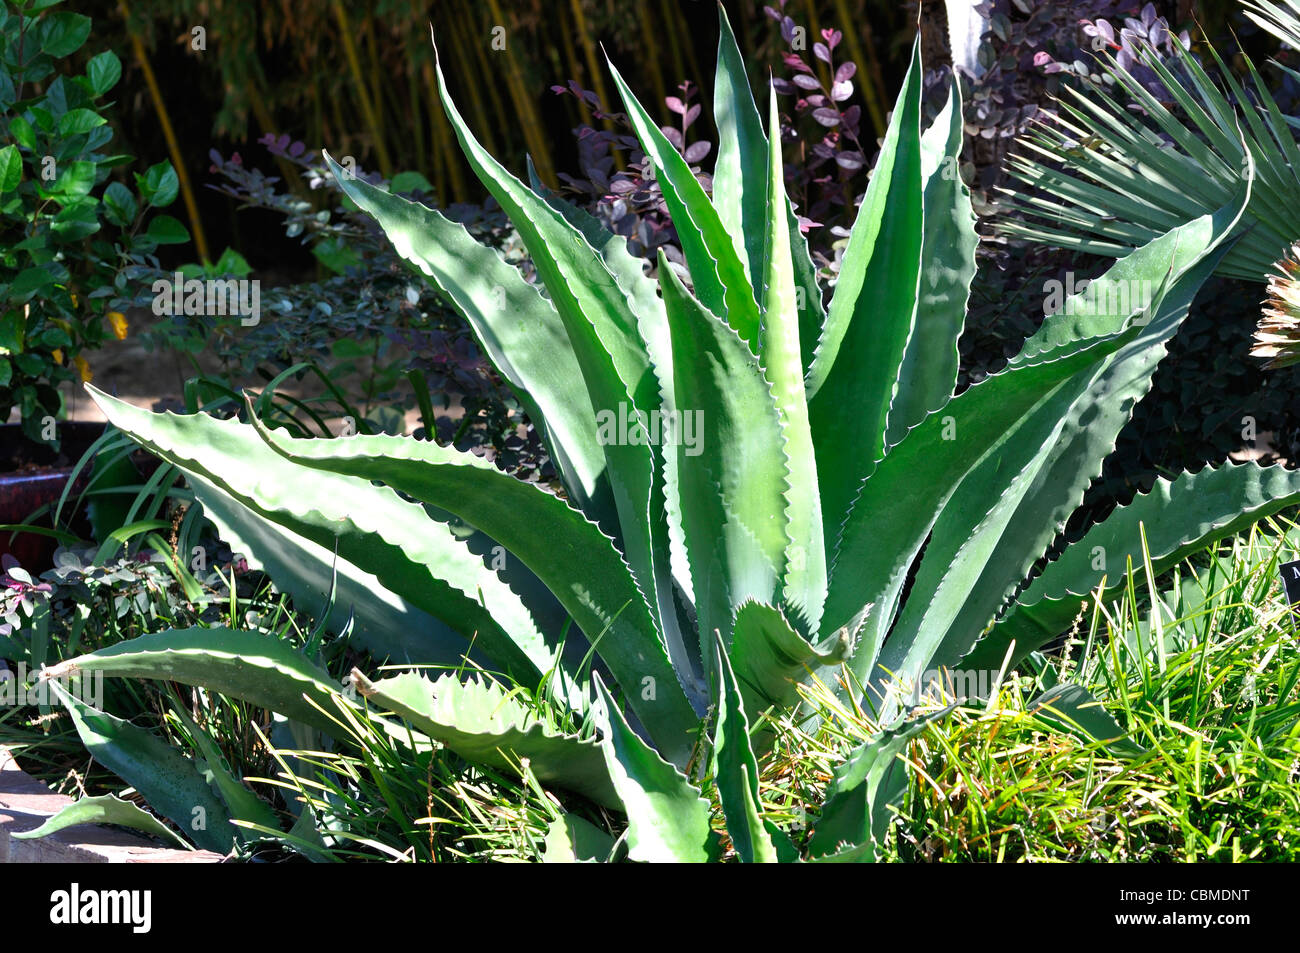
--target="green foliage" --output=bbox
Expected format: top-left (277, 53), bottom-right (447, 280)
top-left (876, 517), bottom-right (1300, 861)
top-left (1000, 0), bottom-right (1300, 283)
top-left (54, 10), bottom-right (1300, 861)
top-left (0, 0), bottom-right (186, 445)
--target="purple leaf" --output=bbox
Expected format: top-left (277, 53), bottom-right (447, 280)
top-left (834, 61), bottom-right (856, 84)
top-left (683, 103), bottom-right (701, 128)
top-left (813, 42), bottom-right (831, 64)
top-left (835, 150), bottom-right (865, 170)
top-left (831, 80), bottom-right (853, 102)
top-left (811, 107), bottom-right (841, 127)
top-left (683, 140), bottom-right (711, 163)
top-left (783, 53), bottom-right (812, 73)
top-left (792, 73), bottom-right (821, 91)
top-left (822, 28), bottom-right (842, 48)
top-left (772, 77), bottom-right (797, 95)
top-left (662, 127), bottom-right (684, 149)
top-left (665, 96), bottom-right (686, 115)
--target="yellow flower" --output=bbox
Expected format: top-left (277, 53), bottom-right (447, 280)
top-left (51, 349), bottom-right (63, 365)
top-left (74, 355), bottom-right (92, 383)
top-left (108, 311), bottom-right (128, 340)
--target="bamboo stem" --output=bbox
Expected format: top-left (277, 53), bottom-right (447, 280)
top-left (446, 11), bottom-right (500, 156)
top-left (331, 0), bottom-right (394, 177)
top-left (117, 0), bottom-right (211, 263)
top-left (569, 0), bottom-right (618, 130)
top-left (485, 0), bottom-right (556, 184)
top-left (833, 0), bottom-right (886, 137)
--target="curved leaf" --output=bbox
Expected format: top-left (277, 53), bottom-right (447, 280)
top-left (353, 669), bottom-right (620, 809)
top-left (592, 675), bottom-right (717, 863)
top-left (47, 681), bottom-right (236, 854)
top-left (12, 793), bottom-right (190, 850)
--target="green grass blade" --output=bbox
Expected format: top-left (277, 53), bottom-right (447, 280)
top-left (807, 704), bottom-right (955, 861)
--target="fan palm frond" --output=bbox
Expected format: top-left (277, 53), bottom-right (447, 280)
top-left (1001, 19), bottom-right (1300, 283)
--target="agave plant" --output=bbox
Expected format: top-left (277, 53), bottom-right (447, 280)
top-left (42, 9), bottom-right (1300, 862)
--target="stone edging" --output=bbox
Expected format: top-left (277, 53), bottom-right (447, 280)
top-left (0, 746), bottom-right (225, 863)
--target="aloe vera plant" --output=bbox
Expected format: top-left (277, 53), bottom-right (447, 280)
top-left (51, 10), bottom-right (1300, 861)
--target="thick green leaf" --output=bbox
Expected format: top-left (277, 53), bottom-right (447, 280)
top-left (710, 5), bottom-right (824, 365)
top-left (431, 56), bottom-right (684, 726)
top-left (885, 76), bottom-right (977, 445)
top-left (730, 600), bottom-right (854, 717)
top-left (977, 462), bottom-right (1300, 668)
top-left (541, 813), bottom-right (619, 862)
top-left (86, 387), bottom-right (566, 694)
top-left (808, 38), bottom-right (924, 531)
top-left (12, 793), bottom-right (190, 850)
top-left (659, 257), bottom-right (786, 675)
top-left (607, 58), bottom-right (760, 345)
top-left (192, 474), bottom-right (476, 668)
top-left (525, 161), bottom-right (701, 707)
top-left (42, 628), bottom-right (346, 737)
top-left (881, 236), bottom-right (1233, 705)
top-left (353, 670), bottom-right (620, 809)
top-left (47, 681), bottom-right (236, 854)
top-left (760, 87), bottom-right (827, 636)
top-left (592, 676), bottom-right (717, 862)
top-left (169, 704), bottom-right (282, 842)
top-left (323, 152), bottom-right (614, 531)
top-left (243, 412), bottom-right (698, 762)
top-left (825, 326), bottom-right (1147, 693)
top-left (710, 3), bottom-right (767, 291)
top-left (709, 629), bottom-right (777, 863)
